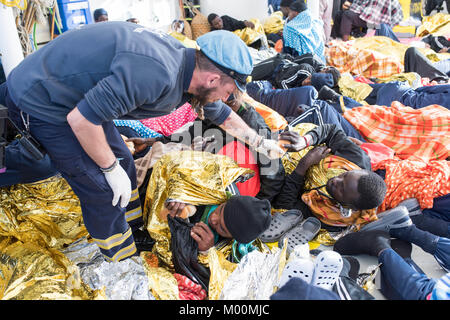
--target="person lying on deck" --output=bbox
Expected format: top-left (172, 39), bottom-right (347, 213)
top-left (272, 123), bottom-right (387, 230)
top-left (207, 13), bottom-right (255, 32)
top-left (164, 195), bottom-right (271, 252)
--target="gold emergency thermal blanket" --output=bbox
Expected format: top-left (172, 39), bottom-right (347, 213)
top-left (263, 11), bottom-right (284, 34)
top-left (233, 18), bottom-right (267, 46)
top-left (0, 176), bottom-right (102, 300)
top-left (143, 150), bottom-right (254, 267)
top-left (416, 13), bottom-right (450, 37)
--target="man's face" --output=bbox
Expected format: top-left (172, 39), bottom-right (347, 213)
top-left (193, 79), bottom-right (236, 105)
top-left (287, 10), bottom-right (298, 20)
top-left (325, 171), bottom-right (364, 208)
top-left (96, 15), bottom-right (108, 22)
top-left (208, 203), bottom-right (233, 238)
top-left (212, 16), bottom-right (223, 29)
top-left (280, 6), bottom-right (290, 18)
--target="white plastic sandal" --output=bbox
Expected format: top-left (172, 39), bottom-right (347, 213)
top-left (312, 251), bottom-right (343, 291)
top-left (278, 258), bottom-right (315, 288)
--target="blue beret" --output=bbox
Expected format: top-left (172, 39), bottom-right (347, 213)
top-left (311, 73), bottom-right (334, 91)
top-left (197, 30), bottom-right (253, 92)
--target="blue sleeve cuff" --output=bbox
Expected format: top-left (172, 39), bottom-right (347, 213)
top-left (77, 99), bottom-right (105, 125)
top-left (203, 101), bottom-right (232, 125)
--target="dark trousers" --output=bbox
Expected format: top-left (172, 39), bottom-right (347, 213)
top-left (246, 81), bottom-right (365, 141)
top-left (373, 81), bottom-right (450, 110)
top-left (0, 140), bottom-right (58, 187)
top-left (247, 81), bottom-right (318, 118)
top-left (423, 194), bottom-right (450, 222)
top-left (375, 23), bottom-right (400, 42)
top-left (271, 277), bottom-right (340, 300)
top-left (379, 248), bottom-right (436, 300)
top-left (288, 101), bottom-right (366, 141)
top-left (2, 83), bottom-right (143, 262)
top-left (340, 10), bottom-right (367, 37)
top-left (404, 47), bottom-right (449, 82)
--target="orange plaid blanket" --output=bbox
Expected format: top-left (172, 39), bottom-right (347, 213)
top-left (374, 158), bottom-right (450, 211)
top-left (325, 39), bottom-right (402, 78)
top-left (343, 102), bottom-right (450, 162)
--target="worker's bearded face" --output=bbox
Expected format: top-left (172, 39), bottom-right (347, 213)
top-left (190, 86), bottom-right (216, 119)
top-left (190, 81), bottom-right (235, 119)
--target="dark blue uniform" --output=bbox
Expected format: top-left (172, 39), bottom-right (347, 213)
top-left (1, 22), bottom-right (232, 261)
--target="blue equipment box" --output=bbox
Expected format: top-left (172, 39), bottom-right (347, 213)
top-left (56, 0), bottom-right (93, 33)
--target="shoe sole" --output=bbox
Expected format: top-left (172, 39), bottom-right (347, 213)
top-left (360, 206), bottom-right (411, 232)
top-left (398, 198), bottom-right (422, 216)
top-left (259, 210), bottom-right (304, 243)
top-left (278, 217), bottom-right (321, 255)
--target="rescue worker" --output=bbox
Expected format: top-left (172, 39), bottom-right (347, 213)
top-left (0, 22), bottom-right (287, 262)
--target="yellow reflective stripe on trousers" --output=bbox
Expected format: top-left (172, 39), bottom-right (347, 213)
top-left (92, 227), bottom-right (132, 250)
top-left (129, 188), bottom-right (139, 202)
top-left (104, 241), bottom-right (137, 263)
top-left (125, 206), bottom-right (142, 222)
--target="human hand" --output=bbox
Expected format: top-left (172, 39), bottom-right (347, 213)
top-left (126, 137), bottom-right (157, 153)
top-left (279, 131), bottom-right (313, 152)
top-left (245, 21), bottom-right (255, 29)
top-left (296, 106), bottom-right (306, 117)
top-left (191, 136), bottom-right (216, 152)
top-left (348, 137), bottom-right (363, 146)
top-left (254, 137), bottom-right (286, 159)
top-left (294, 146), bottom-right (331, 176)
top-left (190, 222), bottom-right (215, 252)
top-left (165, 200), bottom-right (187, 218)
top-left (103, 160), bottom-right (132, 207)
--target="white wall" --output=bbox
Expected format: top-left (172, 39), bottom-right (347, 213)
top-left (0, 5), bottom-right (24, 76)
top-left (88, 0), bottom-right (181, 31)
top-left (199, 0), bottom-right (269, 23)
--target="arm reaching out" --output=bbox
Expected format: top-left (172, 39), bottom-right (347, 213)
top-left (219, 110), bottom-right (285, 159)
top-left (67, 107), bottom-right (131, 207)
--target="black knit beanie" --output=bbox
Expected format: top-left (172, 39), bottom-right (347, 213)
top-left (223, 196), bottom-right (272, 244)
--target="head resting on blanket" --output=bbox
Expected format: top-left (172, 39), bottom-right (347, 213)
top-left (302, 67), bottom-right (341, 90)
top-left (209, 195), bottom-right (272, 244)
top-left (325, 169), bottom-right (386, 211)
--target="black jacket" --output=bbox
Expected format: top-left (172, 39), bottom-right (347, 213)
top-left (272, 124), bottom-right (371, 214)
top-left (220, 15), bottom-right (247, 32)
